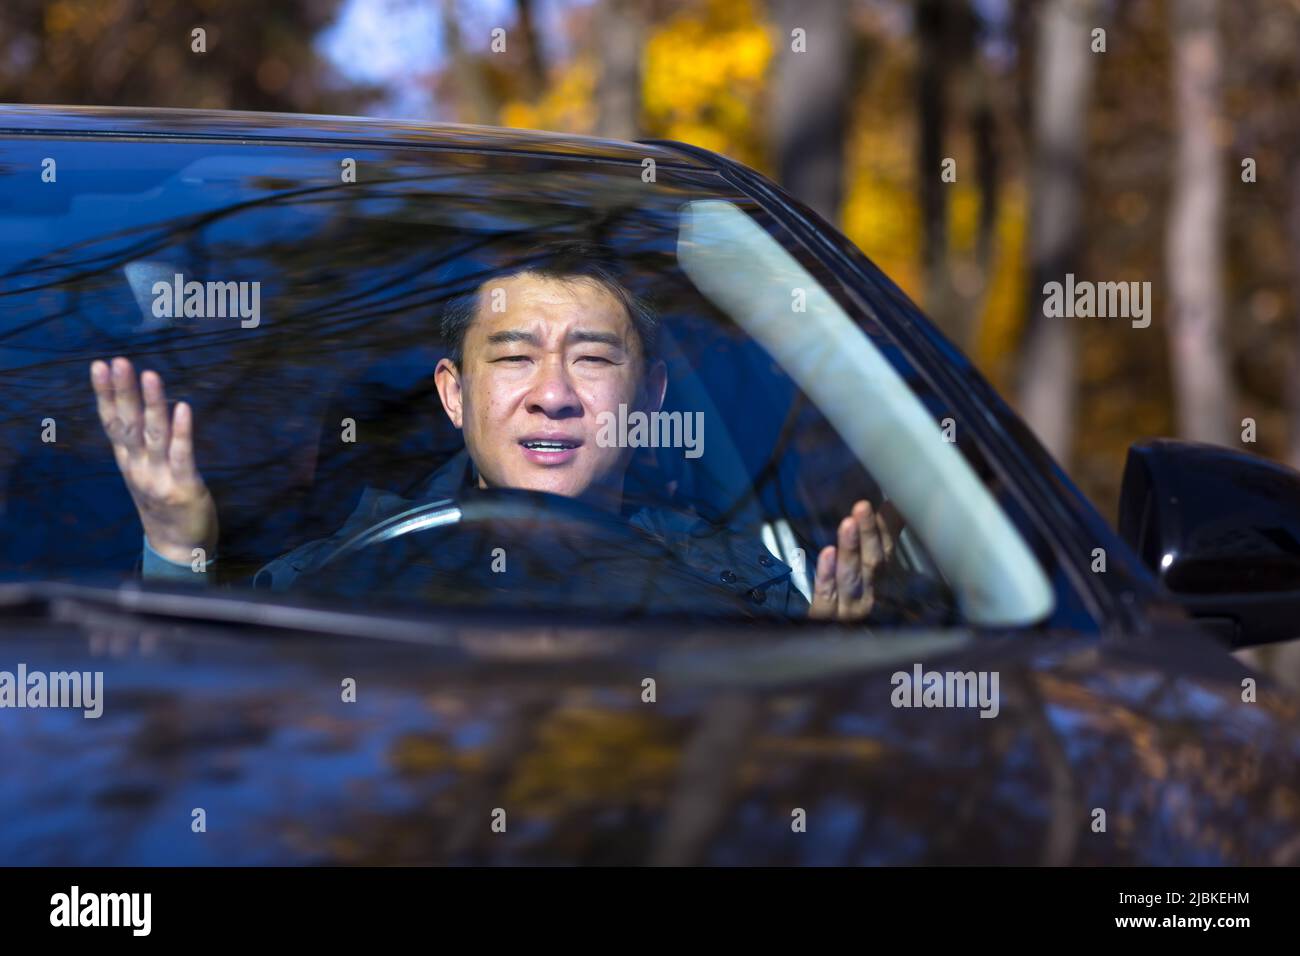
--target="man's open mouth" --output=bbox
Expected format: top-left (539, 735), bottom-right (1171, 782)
top-left (519, 438), bottom-right (582, 451)
top-left (519, 437), bottom-right (582, 466)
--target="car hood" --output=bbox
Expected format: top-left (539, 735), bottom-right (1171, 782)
top-left (0, 602), bottom-right (1297, 865)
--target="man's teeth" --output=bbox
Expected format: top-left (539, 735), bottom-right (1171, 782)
top-left (523, 440), bottom-right (575, 450)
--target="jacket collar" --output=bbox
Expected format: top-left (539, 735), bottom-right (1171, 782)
top-left (413, 448), bottom-right (478, 500)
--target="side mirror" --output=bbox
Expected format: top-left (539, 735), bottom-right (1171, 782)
top-left (1118, 439), bottom-right (1300, 646)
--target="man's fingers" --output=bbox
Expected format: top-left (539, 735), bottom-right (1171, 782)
top-left (140, 371), bottom-right (171, 465)
top-left (810, 502), bottom-right (896, 623)
top-left (875, 511), bottom-right (895, 563)
top-left (879, 500), bottom-right (905, 560)
top-left (168, 401), bottom-right (197, 482)
top-left (809, 545), bottom-right (838, 620)
top-left (855, 500), bottom-right (884, 571)
top-left (836, 514), bottom-right (864, 608)
top-left (90, 360), bottom-right (118, 431)
top-left (110, 357), bottom-right (144, 452)
top-left (91, 360), bottom-right (130, 469)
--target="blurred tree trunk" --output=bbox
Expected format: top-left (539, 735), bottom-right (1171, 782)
top-left (1015, 0), bottom-right (1097, 465)
top-left (595, 0), bottom-right (645, 140)
top-left (962, 28), bottom-right (1003, 354)
top-left (918, 0), bottom-right (986, 349)
top-left (1289, 157), bottom-right (1300, 469)
top-left (441, 0), bottom-right (496, 124)
top-left (1166, 0), bottom-right (1234, 445)
top-left (972, 72), bottom-right (999, 274)
top-left (513, 0), bottom-right (548, 97)
top-left (917, 0), bottom-right (954, 340)
top-left (767, 0), bottom-right (853, 226)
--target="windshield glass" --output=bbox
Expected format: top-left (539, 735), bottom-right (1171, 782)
top-left (0, 137), bottom-right (1055, 627)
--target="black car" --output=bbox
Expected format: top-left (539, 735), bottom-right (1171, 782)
top-left (0, 105), bottom-right (1298, 865)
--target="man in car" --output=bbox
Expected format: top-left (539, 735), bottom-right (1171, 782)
top-left (89, 243), bottom-right (894, 621)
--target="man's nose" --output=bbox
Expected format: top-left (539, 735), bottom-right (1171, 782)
top-left (525, 358), bottom-right (582, 418)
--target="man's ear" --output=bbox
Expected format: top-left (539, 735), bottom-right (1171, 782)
top-left (434, 357), bottom-right (464, 429)
top-left (643, 358), bottom-right (667, 414)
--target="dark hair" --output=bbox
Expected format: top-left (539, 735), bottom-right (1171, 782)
top-left (439, 240), bottom-right (657, 368)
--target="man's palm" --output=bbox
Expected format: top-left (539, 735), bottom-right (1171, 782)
top-left (809, 499), bottom-right (894, 621)
top-left (91, 357), bottom-right (217, 565)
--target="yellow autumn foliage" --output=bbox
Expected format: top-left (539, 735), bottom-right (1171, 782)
top-left (641, 0), bottom-right (773, 166)
top-left (842, 116), bottom-right (923, 300)
top-left (500, 58), bottom-right (598, 134)
top-left (974, 181), bottom-right (1028, 391)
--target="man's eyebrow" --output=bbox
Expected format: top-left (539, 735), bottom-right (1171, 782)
top-left (485, 329), bottom-right (542, 347)
top-left (566, 329), bottom-right (627, 349)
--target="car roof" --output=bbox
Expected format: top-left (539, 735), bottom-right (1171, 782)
top-left (0, 104), bottom-right (712, 168)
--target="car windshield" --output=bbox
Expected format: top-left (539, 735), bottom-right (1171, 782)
top-left (0, 136), bottom-right (1055, 627)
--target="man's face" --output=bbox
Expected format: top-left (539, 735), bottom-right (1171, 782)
top-left (435, 272), bottom-right (665, 504)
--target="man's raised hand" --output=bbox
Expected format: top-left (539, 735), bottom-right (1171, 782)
top-left (90, 357), bottom-right (218, 566)
top-left (809, 499), bottom-right (895, 622)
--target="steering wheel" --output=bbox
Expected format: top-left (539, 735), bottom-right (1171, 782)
top-left (300, 487), bottom-right (773, 619)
